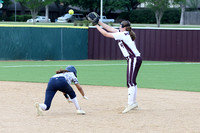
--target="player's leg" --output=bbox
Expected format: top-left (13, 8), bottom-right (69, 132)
top-left (128, 57), bottom-right (136, 105)
top-left (132, 56), bottom-right (142, 87)
top-left (35, 89), bottom-right (56, 116)
top-left (132, 56), bottom-right (142, 103)
top-left (63, 93), bottom-right (73, 103)
top-left (128, 56), bottom-right (142, 103)
top-left (35, 89), bottom-right (57, 116)
top-left (58, 78), bottom-right (85, 115)
top-left (63, 84), bottom-right (86, 115)
top-left (122, 57), bottom-right (136, 113)
top-left (43, 89), bottom-right (57, 110)
top-left (35, 78), bottom-right (57, 116)
top-left (123, 57), bottom-right (141, 113)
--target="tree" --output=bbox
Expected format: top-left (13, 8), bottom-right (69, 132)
top-left (14, 0), bottom-right (27, 15)
top-left (70, 0), bottom-right (99, 12)
top-left (103, 0), bottom-right (140, 14)
top-left (70, 0), bottom-right (140, 14)
top-left (173, 0), bottom-right (186, 25)
top-left (187, 0), bottom-right (199, 10)
top-left (173, 0), bottom-right (199, 25)
top-left (122, 0), bottom-right (141, 11)
top-left (139, 0), bottom-right (170, 27)
top-left (54, 0), bottom-right (72, 16)
top-left (0, 0), bottom-right (12, 19)
top-left (16, 0), bottom-right (55, 23)
top-left (0, 0), bottom-right (12, 7)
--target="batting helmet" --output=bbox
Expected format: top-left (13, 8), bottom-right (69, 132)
top-left (65, 65), bottom-right (77, 77)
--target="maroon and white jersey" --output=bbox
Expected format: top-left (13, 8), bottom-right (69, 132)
top-left (111, 31), bottom-right (140, 58)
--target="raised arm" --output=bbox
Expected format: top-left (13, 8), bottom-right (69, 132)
top-left (96, 25), bottom-right (114, 38)
top-left (98, 21), bottom-right (118, 33)
top-left (87, 12), bottom-right (118, 33)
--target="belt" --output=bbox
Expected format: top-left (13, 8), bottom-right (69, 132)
top-left (126, 55), bottom-right (140, 60)
top-left (51, 76), bottom-right (65, 79)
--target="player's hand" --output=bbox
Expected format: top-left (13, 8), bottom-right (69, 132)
top-left (86, 12), bottom-right (100, 26)
top-left (83, 96), bottom-right (88, 100)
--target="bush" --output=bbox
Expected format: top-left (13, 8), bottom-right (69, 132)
top-left (0, 16), bottom-right (6, 21)
top-left (109, 22), bottom-right (114, 26)
top-left (116, 9), bottom-right (155, 23)
top-left (129, 9), bottom-right (155, 24)
top-left (74, 21), bottom-right (78, 26)
top-left (117, 8), bottom-right (181, 24)
top-left (74, 20), bottom-right (90, 26)
top-left (82, 20), bottom-right (90, 26)
top-left (79, 21), bottom-right (83, 26)
top-left (161, 9), bottom-right (181, 24)
top-left (115, 12), bottom-right (130, 23)
top-left (8, 15), bottom-right (32, 22)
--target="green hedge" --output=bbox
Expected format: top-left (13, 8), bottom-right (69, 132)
top-left (161, 9), bottom-right (181, 24)
top-left (117, 8), bottom-right (181, 24)
top-left (3, 15), bottom-right (32, 22)
top-left (129, 9), bottom-right (155, 24)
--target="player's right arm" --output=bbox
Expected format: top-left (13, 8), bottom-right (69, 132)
top-left (72, 73), bottom-right (88, 99)
top-left (75, 84), bottom-right (88, 99)
top-left (98, 21), bottom-right (118, 33)
top-left (75, 84), bottom-right (85, 96)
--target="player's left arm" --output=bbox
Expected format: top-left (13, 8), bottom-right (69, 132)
top-left (96, 25), bottom-right (114, 39)
top-left (98, 21), bottom-right (118, 33)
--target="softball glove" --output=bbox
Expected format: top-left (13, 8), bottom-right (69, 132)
top-left (86, 12), bottom-right (100, 26)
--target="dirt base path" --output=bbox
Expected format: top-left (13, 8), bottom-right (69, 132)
top-left (0, 81), bottom-right (200, 133)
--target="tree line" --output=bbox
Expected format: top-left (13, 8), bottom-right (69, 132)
top-left (1, 0), bottom-right (199, 27)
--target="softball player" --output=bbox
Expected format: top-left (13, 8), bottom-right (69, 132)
top-left (35, 65), bottom-right (88, 116)
top-left (95, 20), bottom-right (142, 114)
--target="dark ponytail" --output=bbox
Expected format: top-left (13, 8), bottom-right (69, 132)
top-left (126, 27), bottom-right (136, 41)
top-left (120, 20), bottom-right (136, 41)
top-left (56, 69), bottom-right (69, 74)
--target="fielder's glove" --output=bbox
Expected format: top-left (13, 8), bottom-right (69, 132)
top-left (86, 12), bottom-right (100, 26)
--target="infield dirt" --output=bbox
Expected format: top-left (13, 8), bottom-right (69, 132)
top-left (0, 81), bottom-right (200, 133)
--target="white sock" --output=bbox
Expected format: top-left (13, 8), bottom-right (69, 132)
top-left (39, 103), bottom-right (47, 111)
top-left (133, 85), bottom-right (137, 104)
top-left (71, 97), bottom-right (81, 110)
top-left (128, 86), bottom-right (135, 105)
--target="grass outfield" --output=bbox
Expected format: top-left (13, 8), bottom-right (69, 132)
top-left (0, 60), bottom-right (199, 92)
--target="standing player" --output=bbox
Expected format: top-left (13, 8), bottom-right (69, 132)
top-left (35, 65), bottom-right (88, 116)
top-left (87, 12), bottom-right (142, 114)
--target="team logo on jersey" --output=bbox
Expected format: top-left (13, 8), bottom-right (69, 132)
top-left (119, 41), bottom-right (124, 48)
top-left (124, 33), bottom-right (129, 35)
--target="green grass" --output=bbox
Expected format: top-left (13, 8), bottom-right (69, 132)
top-left (0, 60), bottom-right (199, 92)
top-left (139, 61), bottom-right (200, 91)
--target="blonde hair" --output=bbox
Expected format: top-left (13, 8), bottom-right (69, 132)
top-left (120, 20), bottom-right (136, 41)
